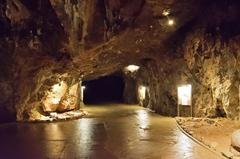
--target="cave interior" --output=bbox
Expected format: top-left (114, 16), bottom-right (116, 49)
top-left (0, 0), bottom-right (239, 122)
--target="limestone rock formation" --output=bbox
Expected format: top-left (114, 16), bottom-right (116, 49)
top-left (231, 129), bottom-right (240, 156)
top-left (135, 0), bottom-right (240, 118)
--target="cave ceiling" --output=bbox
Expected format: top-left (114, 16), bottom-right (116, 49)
top-left (4, 0), bottom-right (204, 80)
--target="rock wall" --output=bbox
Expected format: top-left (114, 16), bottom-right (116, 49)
top-left (0, 0), bottom-right (78, 122)
top-left (29, 75), bottom-right (80, 121)
top-left (0, 0), bottom-right (147, 122)
top-left (138, 33), bottom-right (240, 118)
top-left (184, 29), bottom-right (240, 118)
top-left (136, 0), bottom-right (240, 119)
top-left (122, 72), bottom-right (138, 104)
top-left (0, 0), bottom-right (15, 122)
top-left (137, 57), bottom-right (189, 116)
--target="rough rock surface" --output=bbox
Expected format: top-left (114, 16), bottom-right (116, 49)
top-left (0, 0), bottom-right (240, 121)
top-left (231, 130), bottom-right (240, 156)
top-left (176, 118), bottom-right (240, 158)
top-left (136, 0), bottom-right (240, 118)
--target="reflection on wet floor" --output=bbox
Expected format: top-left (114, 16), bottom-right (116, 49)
top-left (0, 104), bottom-right (220, 159)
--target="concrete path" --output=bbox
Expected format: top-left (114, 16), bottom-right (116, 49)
top-left (0, 104), bottom-right (220, 159)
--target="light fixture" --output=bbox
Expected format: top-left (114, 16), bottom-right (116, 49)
top-left (52, 81), bottom-right (64, 93)
top-left (124, 65), bottom-right (140, 73)
top-left (52, 83), bottom-right (61, 93)
top-left (52, 98), bottom-right (61, 104)
top-left (177, 84), bottom-right (192, 106)
top-left (138, 85), bottom-right (147, 100)
top-left (81, 86), bottom-right (86, 101)
top-left (168, 19), bottom-right (174, 26)
top-left (162, 9), bottom-right (175, 27)
top-left (162, 9), bottom-right (170, 16)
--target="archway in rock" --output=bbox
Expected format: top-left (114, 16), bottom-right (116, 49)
top-left (83, 75), bottom-right (125, 104)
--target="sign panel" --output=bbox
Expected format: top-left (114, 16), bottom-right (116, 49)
top-left (178, 84), bottom-right (192, 106)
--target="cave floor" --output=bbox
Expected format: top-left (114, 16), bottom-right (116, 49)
top-left (0, 104), bottom-right (220, 159)
top-left (176, 117), bottom-right (239, 157)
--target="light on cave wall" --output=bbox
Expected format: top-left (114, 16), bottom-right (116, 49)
top-left (52, 82), bottom-right (63, 93)
top-left (138, 85), bottom-right (147, 100)
top-left (162, 9), bottom-right (170, 16)
top-left (52, 98), bottom-right (61, 105)
top-left (168, 19), bottom-right (175, 26)
top-left (177, 84), bottom-right (192, 116)
top-left (51, 81), bottom-right (65, 105)
top-left (162, 9), bottom-right (175, 26)
top-left (42, 81), bottom-right (68, 112)
top-left (81, 86), bottom-right (86, 102)
top-left (124, 65), bottom-right (140, 73)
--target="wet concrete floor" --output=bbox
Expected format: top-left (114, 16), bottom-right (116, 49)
top-left (0, 104), bottom-right (220, 159)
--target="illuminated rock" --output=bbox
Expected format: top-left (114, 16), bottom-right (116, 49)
top-left (42, 81), bottom-right (68, 112)
top-left (231, 130), bottom-right (240, 156)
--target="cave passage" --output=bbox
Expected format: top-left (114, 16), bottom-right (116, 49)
top-left (83, 75), bottom-right (125, 104)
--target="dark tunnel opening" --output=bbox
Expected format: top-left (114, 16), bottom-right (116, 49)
top-left (83, 75), bottom-right (125, 104)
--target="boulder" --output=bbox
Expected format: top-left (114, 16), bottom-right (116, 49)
top-left (230, 130), bottom-right (240, 156)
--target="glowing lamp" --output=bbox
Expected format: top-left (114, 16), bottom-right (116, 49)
top-left (177, 84), bottom-right (192, 106)
top-left (138, 85), bottom-right (147, 100)
top-left (124, 65), bottom-right (140, 73)
top-left (52, 98), bottom-right (61, 104)
top-left (162, 9), bottom-right (170, 16)
top-left (168, 19), bottom-right (174, 26)
top-left (81, 86), bottom-right (86, 101)
top-left (52, 82), bottom-right (63, 93)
